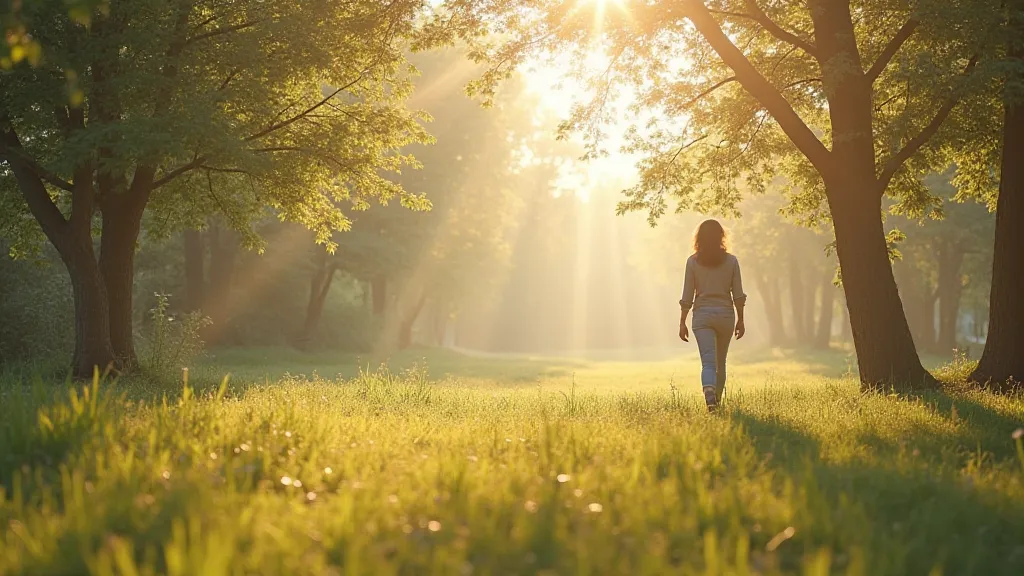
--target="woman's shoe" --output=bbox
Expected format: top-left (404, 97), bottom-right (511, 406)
top-left (703, 386), bottom-right (718, 412)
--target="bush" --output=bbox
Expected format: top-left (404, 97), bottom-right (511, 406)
top-left (0, 249), bottom-right (74, 364)
top-left (141, 293), bottom-right (212, 378)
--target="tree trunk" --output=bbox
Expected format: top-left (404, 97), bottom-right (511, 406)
top-left (99, 201), bottom-right (147, 370)
top-left (184, 229), bottom-right (205, 313)
top-left (806, 0), bottom-right (933, 389)
top-left (67, 245), bottom-right (117, 378)
top-left (206, 223), bottom-right (239, 345)
top-left (935, 240), bottom-right (966, 356)
top-left (971, 31), bottom-right (1024, 389)
top-left (371, 275), bottom-right (387, 317)
top-left (753, 268), bottom-right (787, 346)
top-left (828, 187), bottom-right (934, 390)
top-left (2, 123), bottom-right (117, 377)
top-left (894, 257), bottom-right (938, 353)
top-left (788, 252), bottom-right (808, 345)
top-left (430, 300), bottom-right (449, 347)
top-left (804, 268), bottom-right (817, 343)
top-left (295, 250), bottom-right (337, 349)
top-left (398, 294), bottom-right (427, 350)
top-left (815, 272), bottom-right (835, 349)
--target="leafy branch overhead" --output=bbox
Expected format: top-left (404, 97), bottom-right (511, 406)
top-left (436, 0), bottom-right (1002, 222)
top-left (0, 0), bottom-right (437, 253)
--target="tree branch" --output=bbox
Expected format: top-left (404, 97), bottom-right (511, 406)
top-left (685, 1), bottom-right (831, 173)
top-left (245, 73), bottom-right (366, 142)
top-left (0, 124), bottom-right (70, 239)
top-left (878, 55), bottom-right (979, 192)
top-left (866, 19), bottom-right (918, 83)
top-left (186, 20), bottom-right (262, 45)
top-left (781, 77), bottom-right (822, 91)
top-left (151, 155), bottom-right (206, 190)
top-left (740, 0), bottom-right (820, 58)
top-left (679, 76), bottom-right (737, 111)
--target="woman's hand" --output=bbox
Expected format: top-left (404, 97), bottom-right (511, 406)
top-left (735, 320), bottom-right (745, 340)
top-left (679, 323), bottom-right (689, 342)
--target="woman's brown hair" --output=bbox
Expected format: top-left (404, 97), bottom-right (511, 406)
top-left (693, 219), bottom-right (728, 267)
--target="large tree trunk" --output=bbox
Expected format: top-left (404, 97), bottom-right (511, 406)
top-left (753, 268), bottom-right (787, 346)
top-left (184, 229), bottom-right (205, 313)
top-left (829, 186), bottom-right (934, 389)
top-left (815, 272), bottom-right (835, 349)
top-left (99, 201), bottom-right (146, 370)
top-left (808, 0), bottom-right (932, 389)
top-left (971, 31), bottom-right (1024, 389)
top-left (67, 244), bottom-right (117, 378)
top-left (1, 124), bottom-right (116, 378)
top-left (935, 239), bottom-right (966, 356)
top-left (295, 249), bottom-right (337, 349)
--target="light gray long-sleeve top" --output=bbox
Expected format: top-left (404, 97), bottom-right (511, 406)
top-left (679, 253), bottom-right (747, 312)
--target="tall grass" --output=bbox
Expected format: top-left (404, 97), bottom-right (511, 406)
top-left (1, 360), bottom-right (1023, 575)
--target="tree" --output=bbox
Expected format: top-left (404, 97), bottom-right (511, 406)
top-left (969, 0), bottom-right (1024, 389)
top-left (894, 191), bottom-right (994, 356)
top-left (0, 0), bottom-right (430, 376)
top-left (296, 49), bottom-right (532, 352)
top-left (441, 0), bottom-right (998, 389)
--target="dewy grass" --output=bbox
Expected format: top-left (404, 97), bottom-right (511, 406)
top-left (1, 353), bottom-right (1023, 575)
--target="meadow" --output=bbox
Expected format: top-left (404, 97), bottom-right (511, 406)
top-left (1, 347), bottom-right (1023, 575)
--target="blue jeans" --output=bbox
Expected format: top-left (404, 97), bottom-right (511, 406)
top-left (692, 306), bottom-right (735, 401)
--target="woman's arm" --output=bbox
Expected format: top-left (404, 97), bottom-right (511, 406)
top-left (678, 258), bottom-right (695, 341)
top-left (732, 257), bottom-right (747, 339)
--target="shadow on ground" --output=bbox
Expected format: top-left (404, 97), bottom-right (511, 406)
top-left (730, 404), bottom-right (1024, 574)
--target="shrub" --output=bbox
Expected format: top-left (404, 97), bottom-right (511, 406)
top-left (141, 293), bottom-right (212, 378)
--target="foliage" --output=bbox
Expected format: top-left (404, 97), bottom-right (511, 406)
top-left (1, 350), bottom-right (1023, 574)
top-left (141, 293), bottom-right (212, 378)
top-left (0, 245), bottom-right (73, 363)
top-left (0, 0), bottom-right (436, 250)
top-left (432, 0), bottom-right (1003, 222)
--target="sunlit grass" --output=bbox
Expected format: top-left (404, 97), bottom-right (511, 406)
top-left (1, 351), bottom-right (1023, 574)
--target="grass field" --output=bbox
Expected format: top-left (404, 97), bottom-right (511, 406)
top-left (2, 347), bottom-right (1023, 575)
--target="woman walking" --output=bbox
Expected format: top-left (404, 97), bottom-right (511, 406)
top-left (678, 220), bottom-right (746, 411)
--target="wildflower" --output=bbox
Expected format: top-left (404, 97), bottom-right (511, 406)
top-left (587, 503), bottom-right (603, 513)
top-left (324, 467), bottom-right (333, 475)
top-left (293, 479), bottom-right (303, 488)
top-left (1013, 428), bottom-right (1023, 440)
top-left (428, 521), bottom-right (442, 532)
top-left (209, 452), bottom-right (218, 460)
top-left (524, 500), bottom-right (538, 513)
top-left (306, 492), bottom-right (317, 501)
top-left (388, 494), bottom-right (399, 504)
top-left (574, 489), bottom-right (583, 498)
top-left (161, 470), bottom-right (171, 480)
top-left (280, 476), bottom-right (293, 486)
top-left (285, 431), bottom-right (292, 438)
top-left (556, 474), bottom-right (571, 483)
